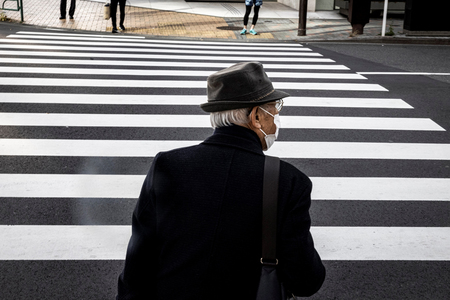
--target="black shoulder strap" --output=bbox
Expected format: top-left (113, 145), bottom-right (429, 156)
top-left (261, 155), bottom-right (280, 264)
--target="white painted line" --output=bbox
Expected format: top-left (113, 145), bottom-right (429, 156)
top-left (15, 31), bottom-right (145, 39)
top-left (13, 32), bottom-right (303, 47)
top-left (0, 174), bottom-right (144, 198)
top-left (0, 139), bottom-right (200, 157)
top-left (0, 113), bottom-right (442, 131)
top-left (280, 116), bottom-right (443, 131)
top-left (267, 142), bottom-right (450, 159)
top-left (358, 72), bottom-right (450, 76)
top-left (0, 44), bottom-right (321, 57)
top-left (0, 225), bottom-right (449, 260)
top-left (0, 38), bottom-right (311, 52)
top-left (0, 94), bottom-right (410, 108)
top-left (0, 93), bottom-right (209, 105)
top-left (311, 177), bottom-right (450, 201)
top-left (0, 67), bottom-right (365, 80)
top-left (311, 227), bottom-right (450, 261)
top-left (0, 225), bottom-right (130, 260)
top-left (2, 139), bottom-right (450, 160)
top-left (0, 51), bottom-right (333, 62)
top-left (0, 58), bottom-right (349, 70)
top-left (275, 82), bottom-right (387, 91)
top-left (285, 97), bottom-right (412, 108)
top-left (0, 78), bottom-right (385, 91)
top-left (0, 174), bottom-right (448, 201)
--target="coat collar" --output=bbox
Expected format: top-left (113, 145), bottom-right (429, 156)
top-left (202, 125), bottom-right (264, 155)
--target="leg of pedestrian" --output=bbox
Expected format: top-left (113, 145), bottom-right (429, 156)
top-left (59, 0), bottom-right (67, 19)
top-left (68, 0), bottom-right (76, 19)
top-left (110, 0), bottom-right (119, 33)
top-left (241, 3), bottom-right (252, 34)
top-left (249, 5), bottom-right (260, 35)
top-left (119, 0), bottom-right (126, 31)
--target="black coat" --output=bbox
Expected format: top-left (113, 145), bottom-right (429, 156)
top-left (117, 125), bottom-right (325, 300)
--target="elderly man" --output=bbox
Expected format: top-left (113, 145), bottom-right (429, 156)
top-left (117, 62), bottom-right (325, 299)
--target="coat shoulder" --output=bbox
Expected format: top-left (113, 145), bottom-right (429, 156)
top-left (279, 159), bottom-right (312, 187)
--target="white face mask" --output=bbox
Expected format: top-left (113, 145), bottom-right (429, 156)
top-left (259, 107), bottom-right (281, 151)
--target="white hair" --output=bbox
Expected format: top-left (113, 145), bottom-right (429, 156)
top-left (210, 107), bottom-right (251, 129)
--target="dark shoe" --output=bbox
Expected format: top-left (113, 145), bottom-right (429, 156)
top-left (349, 24), bottom-right (364, 37)
top-left (112, 28), bottom-right (119, 33)
top-left (120, 25), bottom-right (126, 31)
top-left (59, 16), bottom-right (66, 20)
top-left (69, 15), bottom-right (74, 20)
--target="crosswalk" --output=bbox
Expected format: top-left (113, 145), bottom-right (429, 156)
top-left (0, 30), bottom-right (449, 298)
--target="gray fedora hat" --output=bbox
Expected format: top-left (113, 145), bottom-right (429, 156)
top-left (200, 61), bottom-right (289, 112)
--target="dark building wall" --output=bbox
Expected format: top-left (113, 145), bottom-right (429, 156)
top-left (404, 0), bottom-right (450, 31)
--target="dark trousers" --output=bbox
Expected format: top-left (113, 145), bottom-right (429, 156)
top-left (348, 0), bottom-right (371, 25)
top-left (60, 0), bottom-right (76, 17)
top-left (111, 0), bottom-right (126, 29)
top-left (243, 5), bottom-right (260, 26)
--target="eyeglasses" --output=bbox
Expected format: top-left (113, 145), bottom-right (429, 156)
top-left (247, 99), bottom-right (284, 116)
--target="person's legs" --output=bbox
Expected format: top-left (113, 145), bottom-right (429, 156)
top-left (119, 0), bottom-right (126, 30)
top-left (111, 0), bottom-right (119, 32)
top-left (60, 0), bottom-right (67, 18)
top-left (251, 5), bottom-right (260, 27)
top-left (249, 5), bottom-right (260, 35)
top-left (68, 0), bottom-right (76, 18)
top-left (241, 5), bottom-right (252, 34)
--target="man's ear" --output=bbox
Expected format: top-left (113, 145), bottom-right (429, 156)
top-left (249, 107), bottom-right (262, 129)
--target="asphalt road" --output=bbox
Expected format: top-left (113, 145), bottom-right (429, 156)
top-left (0, 23), bottom-right (449, 299)
top-left (309, 42), bottom-right (450, 84)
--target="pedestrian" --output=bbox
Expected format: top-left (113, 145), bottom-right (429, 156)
top-left (111, 0), bottom-right (126, 33)
top-left (116, 61), bottom-right (326, 299)
top-left (59, 0), bottom-right (76, 20)
top-left (347, 0), bottom-right (371, 37)
top-left (240, 0), bottom-right (263, 35)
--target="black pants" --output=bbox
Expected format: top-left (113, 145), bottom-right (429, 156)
top-left (348, 0), bottom-right (371, 25)
top-left (60, 0), bottom-right (76, 17)
top-left (244, 5), bottom-right (260, 26)
top-left (111, 0), bottom-right (126, 29)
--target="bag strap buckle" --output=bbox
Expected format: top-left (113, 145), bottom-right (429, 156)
top-left (260, 258), bottom-right (278, 266)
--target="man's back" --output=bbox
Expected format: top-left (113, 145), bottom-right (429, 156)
top-left (117, 126), bottom-right (325, 299)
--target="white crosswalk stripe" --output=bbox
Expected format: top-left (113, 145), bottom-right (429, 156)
top-left (0, 58), bottom-right (349, 69)
top-left (0, 93), bottom-right (411, 107)
top-left (0, 30), bottom-right (448, 297)
top-left (0, 44), bottom-right (322, 56)
top-left (0, 113), bottom-right (441, 130)
top-left (7, 32), bottom-right (303, 46)
top-left (2, 139), bottom-right (449, 160)
top-left (0, 67), bottom-right (366, 79)
top-left (0, 225), bottom-right (448, 260)
top-left (0, 37), bottom-right (310, 51)
top-left (1, 174), bottom-right (448, 200)
top-left (1, 77), bottom-right (387, 90)
top-left (0, 50), bottom-right (333, 62)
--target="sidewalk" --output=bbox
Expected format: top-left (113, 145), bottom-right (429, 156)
top-left (1, 0), bottom-right (449, 43)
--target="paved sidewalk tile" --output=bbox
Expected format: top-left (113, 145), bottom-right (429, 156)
top-left (1, 0), bottom-right (448, 43)
top-left (2, 0), bottom-right (236, 39)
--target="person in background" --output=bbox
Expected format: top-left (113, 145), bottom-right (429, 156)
top-left (240, 0), bottom-right (263, 35)
top-left (111, 0), bottom-right (127, 33)
top-left (347, 0), bottom-right (371, 37)
top-left (116, 61), bottom-right (326, 299)
top-left (59, 0), bottom-right (76, 20)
